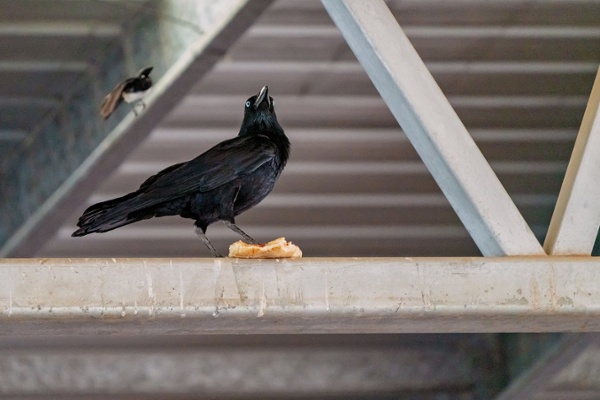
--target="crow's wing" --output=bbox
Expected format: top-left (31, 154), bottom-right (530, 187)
top-left (100, 78), bottom-right (134, 119)
top-left (130, 134), bottom-right (277, 210)
top-left (138, 162), bottom-right (187, 191)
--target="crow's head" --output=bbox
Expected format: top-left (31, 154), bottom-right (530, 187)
top-left (239, 85), bottom-right (289, 156)
top-left (242, 86), bottom-right (276, 127)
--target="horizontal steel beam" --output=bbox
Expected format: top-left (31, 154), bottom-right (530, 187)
top-left (1, 257), bottom-right (600, 335)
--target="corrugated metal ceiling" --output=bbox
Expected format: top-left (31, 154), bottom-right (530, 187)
top-left (0, 1), bottom-right (599, 257)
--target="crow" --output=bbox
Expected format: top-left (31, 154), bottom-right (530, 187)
top-left (73, 86), bottom-right (290, 257)
top-left (100, 66), bottom-right (153, 119)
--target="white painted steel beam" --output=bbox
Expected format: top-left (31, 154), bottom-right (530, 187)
top-left (1, 257), bottom-right (600, 335)
top-left (544, 67), bottom-right (600, 255)
top-left (324, 0), bottom-right (544, 256)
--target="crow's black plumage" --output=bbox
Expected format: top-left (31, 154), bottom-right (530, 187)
top-left (101, 66), bottom-right (153, 119)
top-left (74, 86), bottom-right (290, 257)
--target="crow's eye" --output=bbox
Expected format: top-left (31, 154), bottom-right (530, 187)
top-left (245, 100), bottom-right (251, 108)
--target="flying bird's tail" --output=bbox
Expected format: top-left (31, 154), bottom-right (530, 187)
top-left (71, 192), bottom-right (149, 237)
top-left (100, 80), bottom-right (128, 119)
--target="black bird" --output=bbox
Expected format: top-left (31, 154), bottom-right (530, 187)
top-left (100, 66), bottom-right (153, 119)
top-left (73, 86), bottom-right (290, 257)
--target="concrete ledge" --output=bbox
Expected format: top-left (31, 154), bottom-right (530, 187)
top-left (1, 257), bottom-right (599, 334)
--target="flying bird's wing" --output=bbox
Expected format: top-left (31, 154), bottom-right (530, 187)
top-left (129, 135), bottom-right (278, 210)
top-left (100, 78), bottom-right (133, 119)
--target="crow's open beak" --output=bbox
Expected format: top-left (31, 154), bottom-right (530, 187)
top-left (254, 85), bottom-right (270, 109)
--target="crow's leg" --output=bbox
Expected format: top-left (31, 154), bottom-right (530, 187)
top-left (194, 224), bottom-right (222, 257)
top-left (222, 220), bottom-right (258, 244)
top-left (220, 187), bottom-right (259, 244)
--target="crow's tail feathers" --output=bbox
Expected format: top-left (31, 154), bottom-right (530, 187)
top-left (71, 192), bottom-right (146, 237)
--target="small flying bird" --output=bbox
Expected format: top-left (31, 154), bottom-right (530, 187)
top-left (73, 86), bottom-right (290, 257)
top-left (100, 66), bottom-right (153, 119)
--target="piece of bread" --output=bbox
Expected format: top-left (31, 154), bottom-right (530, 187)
top-left (228, 237), bottom-right (302, 259)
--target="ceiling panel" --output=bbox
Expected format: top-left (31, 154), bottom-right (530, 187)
top-left (0, 0), bottom-right (594, 260)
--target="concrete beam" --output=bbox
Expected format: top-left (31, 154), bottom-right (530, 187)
top-left (1, 257), bottom-right (600, 335)
top-left (0, 0), bottom-right (274, 257)
top-left (326, 0), bottom-right (544, 256)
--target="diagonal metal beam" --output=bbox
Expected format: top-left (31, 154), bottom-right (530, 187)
top-left (544, 67), bottom-right (600, 255)
top-left (0, 0), bottom-right (274, 257)
top-left (322, 0), bottom-right (544, 256)
top-left (494, 334), bottom-right (600, 400)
